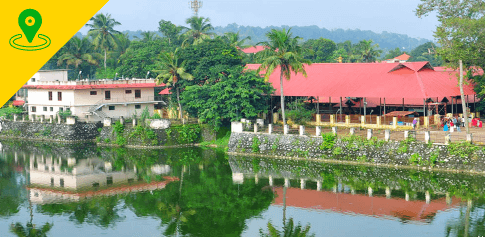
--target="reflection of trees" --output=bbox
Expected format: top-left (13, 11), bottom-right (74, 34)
top-left (0, 158), bottom-right (23, 217)
top-left (124, 150), bottom-right (274, 236)
top-left (259, 218), bottom-right (315, 237)
top-left (445, 200), bottom-right (485, 237)
top-left (37, 196), bottom-right (124, 228)
top-left (10, 222), bottom-right (53, 237)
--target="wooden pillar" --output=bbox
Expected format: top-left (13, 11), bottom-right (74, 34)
top-left (402, 98), bottom-right (405, 111)
top-left (317, 96), bottom-right (319, 114)
top-left (339, 97), bottom-right (343, 122)
top-left (329, 97), bottom-right (332, 113)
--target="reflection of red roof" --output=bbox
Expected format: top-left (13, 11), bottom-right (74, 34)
top-left (246, 62), bottom-right (476, 99)
top-left (27, 176), bottom-right (179, 198)
top-left (239, 46), bottom-right (267, 54)
top-left (12, 100), bottom-right (25, 106)
top-left (22, 83), bottom-right (164, 90)
top-left (273, 187), bottom-right (459, 222)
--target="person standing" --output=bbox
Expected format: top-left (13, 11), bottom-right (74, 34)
top-left (456, 117), bottom-right (462, 132)
top-left (412, 118), bottom-right (417, 130)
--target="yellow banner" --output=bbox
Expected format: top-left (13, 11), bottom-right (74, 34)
top-left (0, 0), bottom-right (109, 106)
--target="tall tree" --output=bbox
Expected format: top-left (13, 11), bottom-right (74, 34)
top-left (416, 0), bottom-right (485, 133)
top-left (155, 49), bottom-right (194, 124)
top-left (257, 28), bottom-right (312, 125)
top-left (302, 38), bottom-right (337, 63)
top-left (57, 37), bottom-right (99, 73)
top-left (134, 31), bottom-right (158, 42)
top-left (222, 31), bottom-right (251, 48)
top-left (86, 13), bottom-right (122, 69)
top-left (158, 20), bottom-right (184, 46)
top-left (355, 39), bottom-right (382, 62)
top-left (183, 16), bottom-right (214, 46)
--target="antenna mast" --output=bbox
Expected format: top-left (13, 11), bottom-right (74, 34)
top-left (189, 0), bottom-right (203, 16)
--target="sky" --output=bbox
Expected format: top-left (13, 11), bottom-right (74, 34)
top-left (78, 0), bottom-right (439, 40)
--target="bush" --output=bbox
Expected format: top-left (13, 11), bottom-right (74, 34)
top-left (285, 99), bottom-right (314, 125)
top-left (252, 137), bottom-right (261, 153)
top-left (0, 107), bottom-right (23, 119)
top-left (320, 133), bottom-right (336, 150)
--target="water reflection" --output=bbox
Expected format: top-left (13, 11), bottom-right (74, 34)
top-left (229, 155), bottom-right (485, 236)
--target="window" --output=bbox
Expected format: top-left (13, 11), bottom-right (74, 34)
top-left (105, 90), bottom-right (111, 100)
top-left (50, 107), bottom-right (53, 111)
top-left (66, 108), bottom-right (71, 112)
top-left (48, 91), bottom-right (52, 101)
top-left (109, 106), bottom-right (115, 110)
top-left (43, 107), bottom-right (47, 111)
top-left (135, 90), bottom-right (141, 98)
top-left (31, 106), bottom-right (36, 112)
top-left (60, 178), bottom-right (64, 187)
top-left (135, 105), bottom-right (141, 109)
top-left (59, 107), bottom-right (63, 112)
top-left (125, 90), bottom-right (132, 94)
top-left (107, 176), bottom-right (113, 186)
top-left (92, 182), bottom-right (100, 188)
top-left (90, 91), bottom-right (97, 95)
top-left (50, 178), bottom-right (54, 186)
top-left (31, 78), bottom-right (35, 82)
top-left (57, 92), bottom-right (62, 101)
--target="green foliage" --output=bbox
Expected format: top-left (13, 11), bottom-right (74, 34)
top-left (58, 110), bottom-right (72, 119)
top-left (448, 142), bottom-right (479, 158)
top-left (285, 99), bottom-right (314, 125)
top-left (115, 136), bottom-right (127, 147)
top-left (0, 107), bottom-right (23, 119)
top-left (409, 153), bottom-right (421, 165)
top-left (260, 218), bottom-right (315, 237)
top-left (252, 137), bottom-right (261, 153)
top-left (113, 121), bottom-right (125, 135)
top-left (117, 40), bottom-right (166, 78)
top-left (140, 106), bottom-right (150, 125)
top-left (97, 127), bottom-right (103, 133)
top-left (41, 127), bottom-right (52, 137)
top-left (320, 133), bottom-right (336, 150)
top-left (181, 66), bottom-right (274, 130)
top-left (104, 138), bottom-right (110, 143)
top-left (272, 137), bottom-right (280, 153)
top-left (332, 147), bottom-right (343, 155)
top-left (302, 38), bottom-right (337, 63)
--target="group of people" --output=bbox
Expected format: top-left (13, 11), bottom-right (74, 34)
top-left (441, 116), bottom-right (482, 132)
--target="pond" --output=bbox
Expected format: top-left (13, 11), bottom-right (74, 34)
top-left (0, 140), bottom-right (484, 237)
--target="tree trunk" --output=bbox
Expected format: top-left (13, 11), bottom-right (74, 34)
top-left (460, 60), bottom-right (470, 134)
top-left (177, 87), bottom-right (184, 125)
top-left (280, 68), bottom-right (286, 125)
top-left (104, 49), bottom-right (107, 70)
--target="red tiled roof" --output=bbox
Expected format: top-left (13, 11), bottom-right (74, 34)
top-left (239, 46), bottom-right (267, 54)
top-left (12, 100), bottom-right (25, 106)
top-left (22, 83), bottom-right (164, 90)
top-left (384, 111), bottom-right (418, 117)
top-left (246, 62), bottom-right (476, 99)
top-left (394, 53), bottom-right (411, 61)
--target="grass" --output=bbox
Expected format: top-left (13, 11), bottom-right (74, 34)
top-left (199, 127), bottom-right (231, 148)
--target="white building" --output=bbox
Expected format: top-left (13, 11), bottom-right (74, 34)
top-left (22, 71), bottom-right (165, 122)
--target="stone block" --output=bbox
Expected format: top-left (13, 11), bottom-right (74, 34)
top-left (393, 117), bottom-right (398, 129)
top-left (316, 126), bottom-right (322, 136)
top-left (66, 116), bottom-right (76, 125)
top-left (149, 119), bottom-right (171, 129)
top-left (256, 119), bottom-right (264, 127)
top-left (268, 124), bottom-right (273, 134)
top-left (299, 125), bottom-right (305, 136)
top-left (332, 127), bottom-right (337, 135)
top-left (425, 131), bottom-right (431, 143)
top-left (404, 131), bottom-right (409, 139)
top-left (254, 124), bottom-right (258, 133)
top-left (13, 114), bottom-right (18, 121)
top-left (284, 124), bottom-right (289, 135)
top-left (385, 130), bottom-right (390, 142)
top-left (104, 118), bottom-right (112, 127)
top-left (376, 116), bottom-right (381, 126)
top-left (367, 129), bottom-right (373, 140)
top-left (231, 122), bottom-right (243, 133)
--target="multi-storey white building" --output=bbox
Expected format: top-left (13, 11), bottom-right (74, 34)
top-left (22, 70), bottom-right (165, 122)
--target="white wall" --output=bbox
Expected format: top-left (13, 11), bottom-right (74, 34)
top-left (27, 70), bottom-right (68, 85)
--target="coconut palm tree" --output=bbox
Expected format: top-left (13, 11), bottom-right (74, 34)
top-left (356, 39), bottom-right (382, 62)
top-left (86, 13), bottom-right (122, 69)
top-left (57, 37), bottom-right (99, 72)
top-left (134, 31), bottom-right (159, 42)
top-left (155, 49), bottom-right (194, 124)
top-left (223, 31), bottom-right (251, 48)
top-left (257, 28), bottom-right (312, 125)
top-left (182, 16), bottom-right (214, 46)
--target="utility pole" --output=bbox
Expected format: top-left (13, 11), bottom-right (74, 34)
top-left (189, 0), bottom-right (203, 16)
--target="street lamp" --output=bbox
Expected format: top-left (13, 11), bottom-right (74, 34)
top-left (115, 73), bottom-right (118, 80)
top-left (146, 71), bottom-right (150, 79)
top-left (78, 71), bottom-right (82, 80)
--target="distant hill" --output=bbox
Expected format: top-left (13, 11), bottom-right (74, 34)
top-left (76, 24), bottom-right (431, 52)
top-left (212, 24), bottom-right (431, 51)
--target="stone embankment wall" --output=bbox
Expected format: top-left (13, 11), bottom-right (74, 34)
top-left (0, 120), bottom-right (102, 142)
top-left (228, 132), bottom-right (485, 173)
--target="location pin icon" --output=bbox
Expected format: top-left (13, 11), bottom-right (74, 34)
top-left (18, 9), bottom-right (42, 43)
